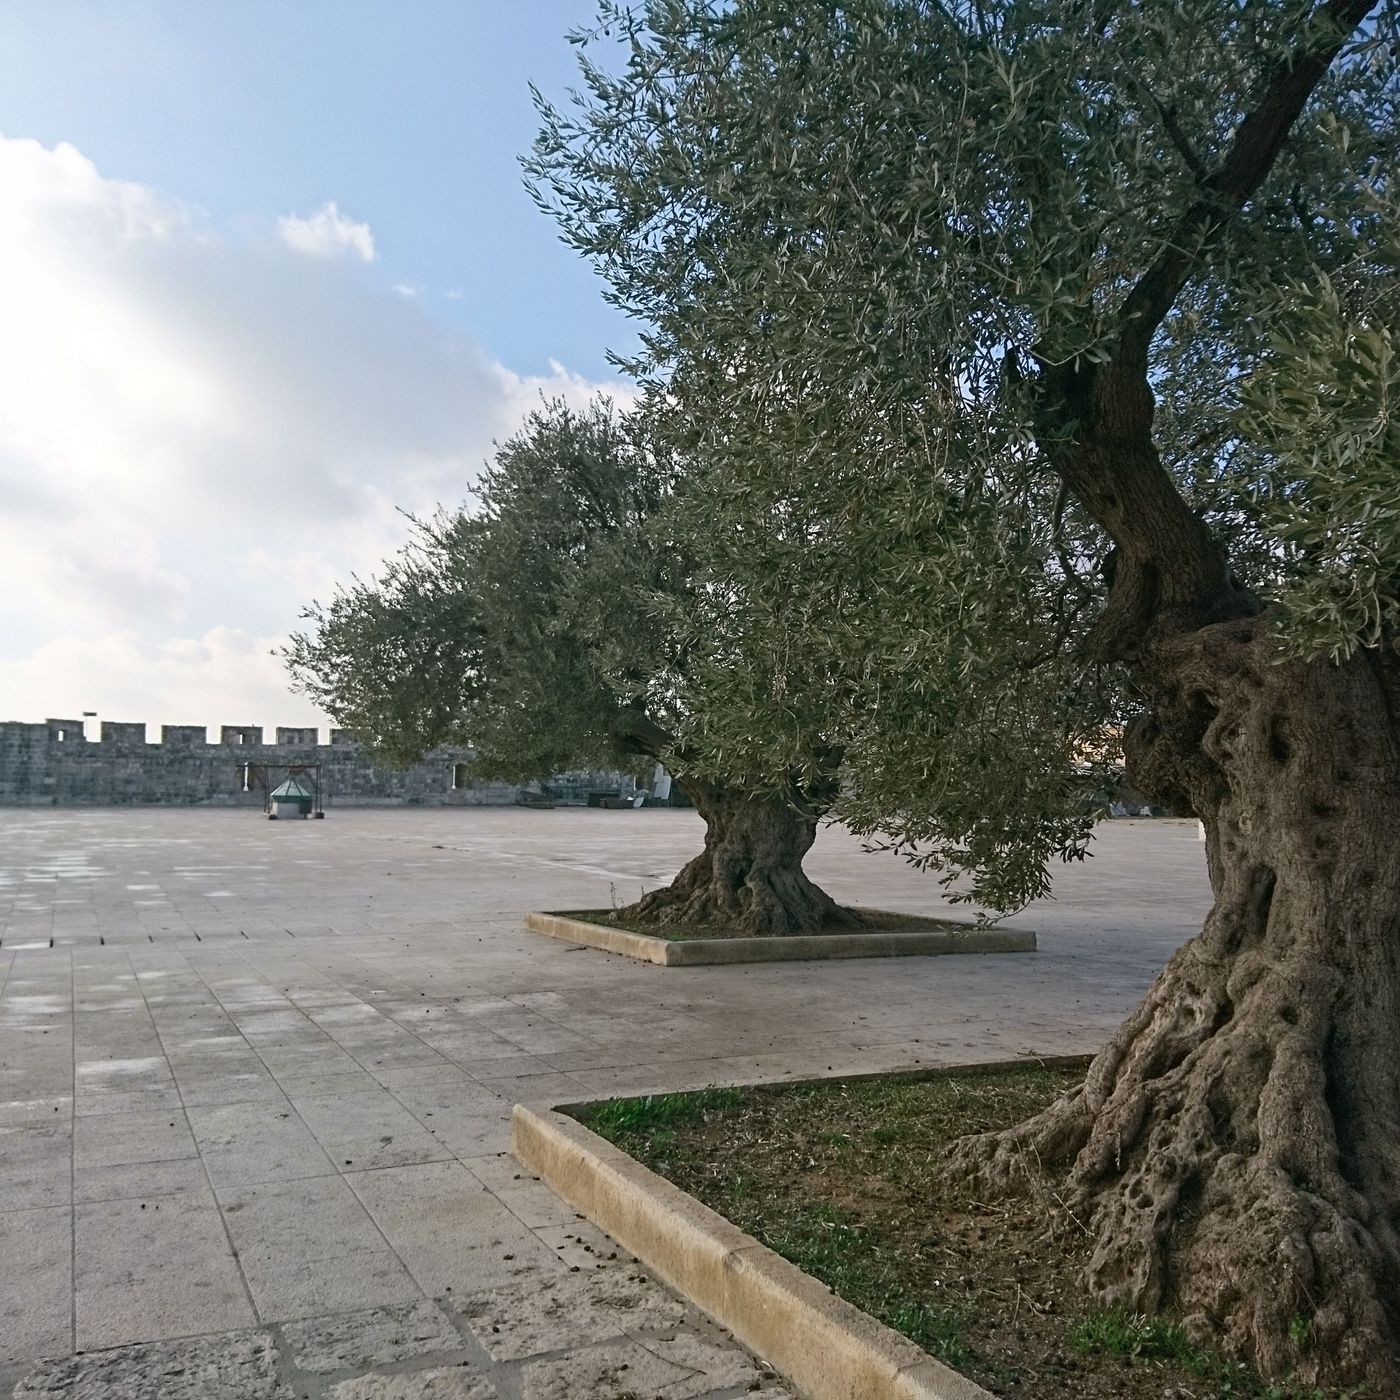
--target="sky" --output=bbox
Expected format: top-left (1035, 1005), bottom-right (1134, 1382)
top-left (0, 0), bottom-right (636, 737)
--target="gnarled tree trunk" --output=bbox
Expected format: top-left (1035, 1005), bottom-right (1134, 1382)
top-left (613, 779), bottom-right (862, 935)
top-left (951, 619), bottom-right (1400, 1387)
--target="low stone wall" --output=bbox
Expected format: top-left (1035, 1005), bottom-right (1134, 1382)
top-left (0, 718), bottom-right (631, 809)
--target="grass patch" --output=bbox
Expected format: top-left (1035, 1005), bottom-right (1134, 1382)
top-left (1066, 1308), bottom-right (1352, 1400)
top-left (583, 1087), bottom-right (744, 1136)
top-left (573, 1066), bottom-right (1365, 1400)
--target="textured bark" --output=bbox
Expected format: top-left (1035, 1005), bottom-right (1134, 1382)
top-left (613, 780), bottom-right (861, 935)
top-left (967, 11), bottom-right (1397, 1378)
top-left (950, 621), bottom-right (1400, 1386)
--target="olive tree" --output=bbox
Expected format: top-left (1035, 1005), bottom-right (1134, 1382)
top-left (286, 397), bottom-right (857, 934)
top-left (530, 0), bottom-right (1400, 1383)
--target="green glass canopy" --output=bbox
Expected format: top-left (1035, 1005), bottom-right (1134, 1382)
top-left (268, 775), bottom-right (316, 801)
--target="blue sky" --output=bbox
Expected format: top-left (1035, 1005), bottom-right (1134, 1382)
top-left (0, 2), bottom-right (642, 731)
top-left (0, 0), bottom-right (631, 380)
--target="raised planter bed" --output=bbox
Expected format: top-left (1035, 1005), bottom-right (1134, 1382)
top-left (524, 908), bottom-right (1035, 966)
top-left (516, 1061), bottom-right (1338, 1400)
top-left (512, 1092), bottom-right (994, 1400)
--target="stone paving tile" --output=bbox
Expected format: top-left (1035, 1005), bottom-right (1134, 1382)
top-left (349, 1161), bottom-right (562, 1297)
top-left (72, 1085), bottom-right (186, 1117)
top-left (12, 1331), bottom-right (290, 1400)
top-left (457, 1259), bottom-right (691, 1362)
top-left (186, 1099), bottom-right (334, 1187)
top-left (72, 1107), bottom-right (197, 1171)
top-left (275, 1065), bottom-right (382, 1100)
top-left (367, 1060), bottom-right (480, 1090)
top-left (74, 1054), bottom-right (171, 1092)
top-left (176, 1067), bottom-right (288, 1108)
top-left (444, 1051), bottom-right (558, 1080)
top-left (516, 1333), bottom-right (766, 1400)
top-left (243, 1247), bottom-right (424, 1322)
top-left (476, 1071), bottom-right (591, 1107)
top-left (0, 1064), bottom-right (71, 1101)
top-left (459, 1153), bottom-right (584, 1229)
top-left (391, 1080), bottom-right (508, 1129)
top-left (211, 1137), bottom-right (407, 1316)
top-left (326, 1369), bottom-right (498, 1400)
top-left (230, 1007), bottom-right (317, 1037)
top-left (0, 1206), bottom-right (70, 1363)
top-left (256, 1041), bottom-right (366, 1077)
top-left (0, 808), bottom-right (1211, 1398)
top-left (646, 1331), bottom-right (773, 1392)
top-left (412, 1021), bottom-right (519, 1051)
top-left (0, 1121), bottom-right (71, 1211)
top-left (294, 1088), bottom-right (453, 1171)
top-left (75, 1191), bottom-right (234, 1289)
top-left (75, 1270), bottom-right (257, 1352)
top-left (0, 1095), bottom-right (70, 1127)
top-left (535, 1220), bottom-right (639, 1273)
top-left (344, 1042), bottom-right (452, 1078)
top-left (220, 1172), bottom-right (389, 1255)
top-left (281, 1299), bottom-right (465, 1373)
top-left (542, 1045), bottom-right (647, 1073)
top-left (73, 1155), bottom-right (209, 1205)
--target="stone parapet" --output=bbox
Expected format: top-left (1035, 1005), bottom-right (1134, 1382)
top-left (0, 719), bottom-right (635, 809)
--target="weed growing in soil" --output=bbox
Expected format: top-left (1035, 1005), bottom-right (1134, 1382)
top-left (1069, 1308), bottom-right (1357, 1400)
top-left (584, 1088), bottom-right (744, 1136)
top-left (574, 1066), bottom-right (1367, 1400)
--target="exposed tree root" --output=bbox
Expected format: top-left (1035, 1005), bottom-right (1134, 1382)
top-left (613, 784), bottom-right (862, 935)
top-left (949, 628), bottom-right (1400, 1389)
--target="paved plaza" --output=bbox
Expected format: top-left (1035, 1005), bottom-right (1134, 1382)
top-left (0, 807), bottom-right (1210, 1398)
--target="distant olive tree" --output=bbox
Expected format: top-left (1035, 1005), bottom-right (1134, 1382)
top-left (286, 398), bottom-right (858, 934)
top-left (531, 0), bottom-right (1400, 1385)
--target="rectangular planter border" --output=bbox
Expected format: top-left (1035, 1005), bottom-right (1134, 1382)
top-left (512, 1057), bottom-right (1093, 1400)
top-left (524, 909), bottom-right (1036, 965)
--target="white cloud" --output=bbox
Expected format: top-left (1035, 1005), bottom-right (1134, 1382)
top-left (0, 135), bottom-right (634, 729)
top-left (493, 357), bottom-right (638, 424)
top-left (0, 628), bottom-right (323, 736)
top-left (277, 200), bottom-right (377, 262)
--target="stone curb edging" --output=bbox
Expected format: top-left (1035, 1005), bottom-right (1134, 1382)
top-left (511, 1101), bottom-right (995, 1400)
top-left (524, 910), bottom-right (1035, 965)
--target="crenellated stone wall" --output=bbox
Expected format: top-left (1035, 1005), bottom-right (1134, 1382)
top-left (0, 719), bottom-right (634, 808)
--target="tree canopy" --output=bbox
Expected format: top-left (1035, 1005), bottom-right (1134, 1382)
top-left (286, 395), bottom-right (869, 932)
top-left (528, 0), bottom-right (1400, 1383)
top-left (286, 397), bottom-right (678, 780)
top-left (527, 0), bottom-right (1398, 895)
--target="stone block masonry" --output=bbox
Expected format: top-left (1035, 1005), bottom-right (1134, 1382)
top-left (0, 718), bottom-right (628, 808)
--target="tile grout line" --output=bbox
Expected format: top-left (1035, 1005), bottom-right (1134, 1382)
top-left (128, 945), bottom-right (266, 1330)
top-left (175, 951), bottom-right (421, 1288)
top-left (216, 937), bottom-right (555, 1116)
top-left (180, 931), bottom-right (594, 1290)
top-left (241, 916), bottom-right (615, 1070)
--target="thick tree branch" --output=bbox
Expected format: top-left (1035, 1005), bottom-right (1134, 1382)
top-left (1152, 95), bottom-right (1211, 184)
top-left (1034, 0), bottom-right (1374, 657)
top-left (608, 704), bottom-right (678, 760)
top-left (1116, 0), bottom-right (1375, 363)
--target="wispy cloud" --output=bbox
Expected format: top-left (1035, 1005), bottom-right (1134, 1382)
top-left (277, 200), bottom-right (376, 262)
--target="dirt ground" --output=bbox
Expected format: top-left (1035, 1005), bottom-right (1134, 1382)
top-left (577, 1066), bottom-right (1360, 1400)
top-left (560, 907), bottom-right (972, 940)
